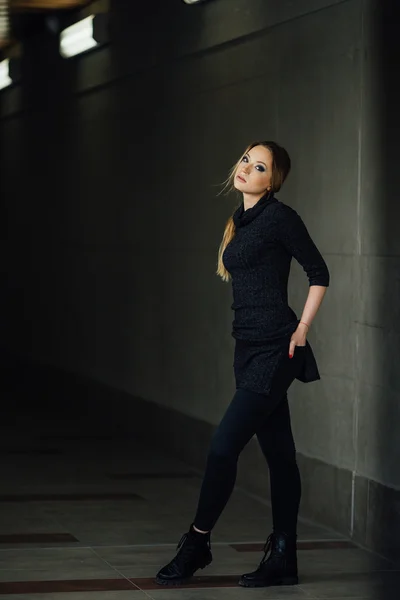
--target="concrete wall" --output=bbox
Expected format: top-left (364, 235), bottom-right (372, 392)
top-left (1, 0), bottom-right (399, 557)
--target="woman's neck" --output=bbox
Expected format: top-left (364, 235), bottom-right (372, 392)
top-left (243, 191), bottom-right (268, 211)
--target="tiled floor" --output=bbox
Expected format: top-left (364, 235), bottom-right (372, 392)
top-left (0, 428), bottom-right (398, 600)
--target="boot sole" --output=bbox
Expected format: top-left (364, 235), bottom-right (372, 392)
top-left (155, 559), bottom-right (212, 586)
top-left (238, 576), bottom-right (299, 588)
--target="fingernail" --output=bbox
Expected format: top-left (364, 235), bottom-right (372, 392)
top-left (289, 354), bottom-right (293, 359)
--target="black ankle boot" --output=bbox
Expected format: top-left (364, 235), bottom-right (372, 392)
top-left (155, 525), bottom-right (213, 586)
top-left (238, 531), bottom-right (298, 588)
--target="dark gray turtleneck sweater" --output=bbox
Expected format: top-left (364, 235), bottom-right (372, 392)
top-left (222, 192), bottom-right (330, 343)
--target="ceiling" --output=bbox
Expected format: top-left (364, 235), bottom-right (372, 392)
top-left (1, 0), bottom-right (91, 50)
top-left (11, 1), bottom-right (88, 7)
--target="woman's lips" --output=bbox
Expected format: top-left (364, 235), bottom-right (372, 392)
top-left (236, 175), bottom-right (246, 183)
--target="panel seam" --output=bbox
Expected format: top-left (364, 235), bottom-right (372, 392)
top-left (351, 0), bottom-right (365, 538)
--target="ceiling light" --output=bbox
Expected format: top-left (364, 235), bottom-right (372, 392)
top-left (0, 59), bottom-right (12, 90)
top-left (60, 15), bottom-right (98, 58)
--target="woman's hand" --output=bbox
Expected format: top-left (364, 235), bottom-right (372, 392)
top-left (289, 322), bottom-right (309, 358)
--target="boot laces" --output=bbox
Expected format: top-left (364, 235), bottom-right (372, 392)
top-left (177, 533), bottom-right (188, 550)
top-left (259, 532), bottom-right (293, 567)
top-left (260, 533), bottom-right (274, 565)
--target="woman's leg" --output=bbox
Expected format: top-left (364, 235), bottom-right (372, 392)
top-left (256, 394), bottom-right (301, 535)
top-left (193, 387), bottom-right (280, 532)
top-left (156, 387), bottom-right (278, 586)
top-left (238, 349), bottom-right (306, 588)
top-left (194, 347), bottom-right (306, 532)
top-left (239, 398), bottom-right (300, 588)
top-left (156, 348), bottom-right (306, 586)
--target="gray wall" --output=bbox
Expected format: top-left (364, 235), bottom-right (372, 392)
top-left (1, 0), bottom-right (399, 557)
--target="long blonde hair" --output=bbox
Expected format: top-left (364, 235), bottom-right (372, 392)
top-left (216, 141), bottom-right (291, 282)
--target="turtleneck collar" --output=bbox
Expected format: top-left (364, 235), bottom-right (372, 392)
top-left (233, 190), bottom-right (277, 228)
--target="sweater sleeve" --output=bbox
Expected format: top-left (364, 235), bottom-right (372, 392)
top-left (275, 205), bottom-right (330, 287)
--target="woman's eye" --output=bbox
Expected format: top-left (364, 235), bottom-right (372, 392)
top-left (256, 165), bottom-right (265, 172)
top-left (241, 156), bottom-right (248, 162)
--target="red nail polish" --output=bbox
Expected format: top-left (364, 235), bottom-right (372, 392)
top-left (289, 354), bottom-right (293, 359)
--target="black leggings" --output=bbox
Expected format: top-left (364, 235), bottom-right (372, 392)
top-left (193, 347), bottom-right (306, 534)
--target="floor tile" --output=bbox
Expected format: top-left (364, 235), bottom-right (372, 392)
top-left (144, 585), bottom-right (310, 598)
top-left (0, 589), bottom-right (145, 600)
top-left (0, 415), bottom-right (393, 600)
top-left (211, 517), bottom-right (346, 544)
top-left (231, 541), bottom-right (355, 552)
top-left (0, 547), bottom-right (121, 581)
top-left (0, 533), bottom-right (78, 544)
top-left (93, 544), bottom-right (259, 578)
top-left (0, 493), bottom-right (145, 502)
top-left (297, 570), bottom-right (400, 598)
top-left (298, 547), bottom-right (397, 574)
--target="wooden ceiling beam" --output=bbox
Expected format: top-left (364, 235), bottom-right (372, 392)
top-left (10, 0), bottom-right (89, 9)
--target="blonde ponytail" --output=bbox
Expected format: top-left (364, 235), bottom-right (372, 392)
top-left (217, 216), bottom-right (236, 281)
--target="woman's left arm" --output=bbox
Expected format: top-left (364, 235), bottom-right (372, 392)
top-left (275, 205), bottom-right (330, 356)
top-left (290, 285), bottom-right (327, 355)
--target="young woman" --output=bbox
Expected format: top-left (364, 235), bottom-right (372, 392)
top-left (155, 141), bottom-right (330, 588)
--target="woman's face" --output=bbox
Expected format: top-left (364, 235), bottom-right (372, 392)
top-left (233, 145), bottom-right (273, 195)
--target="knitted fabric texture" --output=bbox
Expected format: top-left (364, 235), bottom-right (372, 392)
top-left (222, 192), bottom-right (330, 393)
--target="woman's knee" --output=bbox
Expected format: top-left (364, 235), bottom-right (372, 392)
top-left (207, 435), bottom-right (239, 465)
